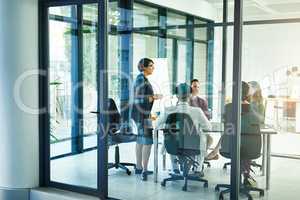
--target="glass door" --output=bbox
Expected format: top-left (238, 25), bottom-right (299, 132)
top-left (45, 2), bottom-right (105, 197)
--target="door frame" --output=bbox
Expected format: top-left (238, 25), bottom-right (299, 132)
top-left (39, 0), bottom-right (108, 198)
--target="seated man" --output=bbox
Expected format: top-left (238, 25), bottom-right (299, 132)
top-left (155, 83), bottom-right (212, 176)
top-left (190, 79), bottom-right (215, 159)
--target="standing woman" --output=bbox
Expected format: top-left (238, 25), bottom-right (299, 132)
top-left (131, 58), bottom-right (162, 181)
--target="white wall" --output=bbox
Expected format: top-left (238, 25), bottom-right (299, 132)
top-left (0, 0), bottom-right (39, 189)
top-left (145, 0), bottom-right (216, 20)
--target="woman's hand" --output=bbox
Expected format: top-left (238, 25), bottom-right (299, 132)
top-left (149, 94), bottom-right (163, 102)
top-left (151, 114), bottom-right (158, 121)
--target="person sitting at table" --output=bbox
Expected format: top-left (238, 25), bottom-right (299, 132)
top-left (190, 79), bottom-right (215, 160)
top-left (206, 81), bottom-right (265, 161)
top-left (207, 82), bottom-right (261, 186)
top-left (155, 83), bottom-right (211, 177)
top-left (248, 81), bottom-right (265, 126)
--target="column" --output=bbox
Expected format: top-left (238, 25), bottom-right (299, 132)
top-left (0, 0), bottom-right (39, 199)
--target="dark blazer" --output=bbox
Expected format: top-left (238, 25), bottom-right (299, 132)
top-left (131, 73), bottom-right (154, 125)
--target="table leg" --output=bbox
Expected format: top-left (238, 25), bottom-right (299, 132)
top-left (262, 134), bottom-right (266, 176)
top-left (163, 154), bottom-right (166, 171)
top-left (266, 134), bottom-right (271, 190)
top-left (154, 130), bottom-right (158, 183)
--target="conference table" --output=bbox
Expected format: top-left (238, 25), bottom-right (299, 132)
top-left (153, 123), bottom-right (277, 190)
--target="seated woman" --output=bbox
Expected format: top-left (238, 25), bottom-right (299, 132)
top-left (206, 82), bottom-right (263, 186)
top-left (206, 81), bottom-right (265, 160)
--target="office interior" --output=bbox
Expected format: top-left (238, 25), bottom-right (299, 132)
top-left (2, 0), bottom-right (300, 200)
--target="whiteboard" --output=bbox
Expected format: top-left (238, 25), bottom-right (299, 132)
top-left (147, 58), bottom-right (177, 114)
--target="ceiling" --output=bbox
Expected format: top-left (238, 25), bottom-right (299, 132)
top-left (207, 0), bottom-right (300, 20)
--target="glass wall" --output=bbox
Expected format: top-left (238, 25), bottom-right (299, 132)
top-left (106, 1), bottom-right (214, 200)
top-left (43, 0), bottom-right (217, 199)
top-left (212, 1), bottom-right (300, 199)
top-left (240, 22), bottom-right (300, 198)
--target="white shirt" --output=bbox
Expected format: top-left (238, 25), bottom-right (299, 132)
top-left (155, 101), bottom-right (212, 169)
top-left (155, 101), bottom-right (211, 153)
top-left (155, 101), bottom-right (212, 133)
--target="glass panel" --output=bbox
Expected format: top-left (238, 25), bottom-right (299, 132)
top-left (49, 6), bottom-right (72, 17)
top-left (105, 2), bottom-right (233, 200)
top-left (108, 34), bottom-right (121, 105)
top-left (82, 4), bottom-right (98, 149)
top-left (194, 19), bottom-right (207, 41)
top-left (167, 38), bottom-right (174, 92)
top-left (49, 4), bottom-right (98, 189)
top-left (109, 1), bottom-right (120, 26)
top-left (211, 27), bottom-right (223, 123)
top-left (209, 0), bottom-right (234, 23)
top-left (206, 25), bottom-right (233, 200)
top-left (133, 2), bottom-right (158, 32)
top-left (132, 33), bottom-right (158, 78)
top-left (243, 0), bottom-right (300, 21)
top-left (83, 4), bottom-right (98, 22)
top-left (167, 12), bottom-right (186, 37)
top-left (177, 40), bottom-right (187, 83)
top-left (242, 23), bottom-right (300, 154)
top-left (193, 42), bottom-right (207, 96)
top-left (209, 0), bottom-right (300, 22)
top-left (240, 22), bottom-right (300, 199)
top-left (49, 7), bottom-right (75, 158)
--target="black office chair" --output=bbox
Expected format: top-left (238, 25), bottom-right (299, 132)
top-left (223, 160), bottom-right (262, 171)
top-left (160, 113), bottom-right (208, 191)
top-left (107, 98), bottom-right (137, 175)
top-left (215, 103), bottom-right (264, 200)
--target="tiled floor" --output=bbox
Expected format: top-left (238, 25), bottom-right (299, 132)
top-left (51, 142), bottom-right (300, 200)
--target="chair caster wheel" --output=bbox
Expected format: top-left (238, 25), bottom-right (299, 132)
top-left (215, 186), bottom-right (220, 192)
top-left (260, 191), bottom-right (264, 197)
top-left (219, 194), bottom-right (224, 200)
top-left (126, 169), bottom-right (131, 175)
top-left (161, 181), bottom-right (166, 187)
top-left (182, 186), bottom-right (187, 191)
top-left (204, 182), bottom-right (208, 188)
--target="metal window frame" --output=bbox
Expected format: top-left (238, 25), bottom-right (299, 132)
top-left (230, 0), bottom-right (243, 199)
top-left (39, 0), bottom-right (107, 199)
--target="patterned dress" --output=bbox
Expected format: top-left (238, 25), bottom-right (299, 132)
top-left (131, 73), bottom-right (154, 145)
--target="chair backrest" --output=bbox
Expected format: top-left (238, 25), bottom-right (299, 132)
top-left (108, 98), bottom-right (121, 134)
top-left (220, 103), bottom-right (262, 159)
top-left (163, 112), bottom-right (200, 155)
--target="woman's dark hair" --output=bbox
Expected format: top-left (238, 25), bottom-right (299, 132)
top-left (242, 81), bottom-right (250, 101)
top-left (191, 79), bottom-right (199, 85)
top-left (137, 58), bottom-right (154, 72)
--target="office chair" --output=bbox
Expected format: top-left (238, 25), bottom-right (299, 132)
top-left (223, 100), bottom-right (267, 172)
top-left (215, 103), bottom-right (264, 200)
top-left (107, 98), bottom-right (137, 175)
top-left (222, 160), bottom-right (262, 171)
top-left (160, 113), bottom-right (208, 191)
